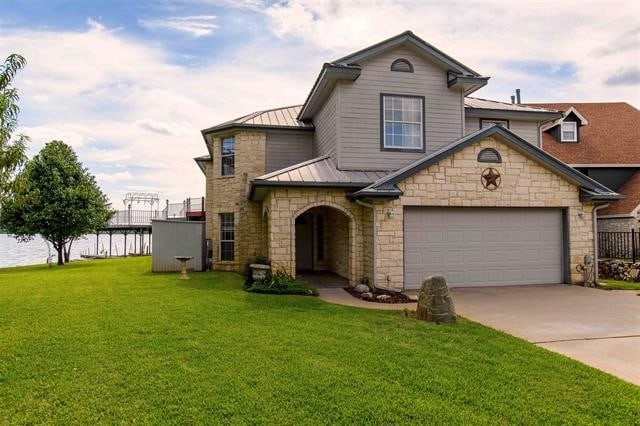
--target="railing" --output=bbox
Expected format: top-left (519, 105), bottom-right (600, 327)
top-left (109, 210), bottom-right (164, 226)
top-left (598, 230), bottom-right (640, 262)
top-left (106, 197), bottom-right (206, 226)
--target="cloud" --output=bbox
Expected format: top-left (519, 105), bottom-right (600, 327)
top-left (604, 67), bottom-right (640, 86)
top-left (94, 171), bottom-right (133, 183)
top-left (134, 118), bottom-right (188, 136)
top-left (595, 24), bottom-right (640, 56)
top-left (138, 15), bottom-right (218, 37)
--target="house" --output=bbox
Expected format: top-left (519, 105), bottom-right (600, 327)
top-left (195, 31), bottom-right (619, 291)
top-left (526, 102), bottom-right (640, 232)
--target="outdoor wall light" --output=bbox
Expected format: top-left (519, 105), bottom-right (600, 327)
top-left (386, 209), bottom-right (395, 219)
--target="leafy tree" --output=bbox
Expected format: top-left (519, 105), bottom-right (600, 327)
top-left (0, 141), bottom-right (114, 265)
top-left (0, 54), bottom-right (29, 197)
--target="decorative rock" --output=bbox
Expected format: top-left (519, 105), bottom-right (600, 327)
top-left (376, 294), bottom-right (391, 301)
top-left (354, 284), bottom-right (370, 293)
top-left (360, 292), bottom-right (373, 300)
top-left (408, 294), bottom-right (418, 302)
top-left (416, 276), bottom-right (457, 324)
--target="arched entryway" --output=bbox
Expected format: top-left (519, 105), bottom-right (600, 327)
top-left (292, 203), bottom-right (356, 285)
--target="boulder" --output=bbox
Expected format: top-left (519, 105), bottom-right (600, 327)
top-left (416, 276), bottom-right (457, 324)
top-left (353, 284), bottom-right (370, 293)
top-left (408, 294), bottom-right (418, 302)
top-left (360, 292), bottom-right (373, 300)
top-left (376, 294), bottom-right (391, 301)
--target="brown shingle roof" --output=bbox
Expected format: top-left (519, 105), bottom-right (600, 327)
top-left (599, 170), bottom-right (640, 216)
top-left (526, 102), bottom-right (640, 165)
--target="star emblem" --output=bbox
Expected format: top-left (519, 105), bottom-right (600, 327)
top-left (481, 168), bottom-right (501, 190)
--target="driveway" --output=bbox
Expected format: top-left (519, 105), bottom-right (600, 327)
top-left (450, 284), bottom-right (640, 386)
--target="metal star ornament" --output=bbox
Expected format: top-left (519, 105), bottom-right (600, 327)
top-left (481, 168), bottom-right (501, 190)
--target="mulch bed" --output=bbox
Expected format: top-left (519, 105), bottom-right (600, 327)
top-left (343, 287), bottom-right (415, 304)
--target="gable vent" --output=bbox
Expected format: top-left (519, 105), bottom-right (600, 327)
top-left (390, 58), bottom-right (414, 73)
top-left (478, 148), bottom-right (502, 163)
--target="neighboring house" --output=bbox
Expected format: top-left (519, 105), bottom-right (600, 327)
top-left (527, 102), bottom-right (640, 232)
top-left (195, 31), bottom-right (618, 290)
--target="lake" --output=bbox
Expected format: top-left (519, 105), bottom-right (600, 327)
top-left (0, 233), bottom-right (152, 268)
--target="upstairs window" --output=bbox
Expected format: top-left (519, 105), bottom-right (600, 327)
top-left (561, 122), bottom-right (577, 142)
top-left (221, 136), bottom-right (235, 176)
top-left (381, 94), bottom-right (424, 151)
top-left (390, 58), bottom-right (414, 73)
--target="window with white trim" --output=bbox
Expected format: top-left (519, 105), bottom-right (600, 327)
top-left (219, 213), bottom-right (234, 261)
top-left (382, 95), bottom-right (424, 150)
top-left (221, 136), bottom-right (235, 176)
top-left (561, 122), bottom-right (577, 142)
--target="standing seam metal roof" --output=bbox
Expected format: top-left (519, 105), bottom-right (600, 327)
top-left (201, 105), bottom-right (312, 133)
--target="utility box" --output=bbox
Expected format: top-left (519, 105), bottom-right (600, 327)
top-left (152, 220), bottom-right (206, 272)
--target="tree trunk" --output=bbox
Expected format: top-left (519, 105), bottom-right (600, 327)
top-left (64, 239), bottom-right (73, 263)
top-left (57, 246), bottom-right (64, 265)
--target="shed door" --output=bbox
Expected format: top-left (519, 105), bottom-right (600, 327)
top-left (403, 207), bottom-right (564, 289)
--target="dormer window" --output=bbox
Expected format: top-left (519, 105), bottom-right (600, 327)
top-left (390, 58), bottom-right (414, 73)
top-left (561, 122), bottom-right (577, 142)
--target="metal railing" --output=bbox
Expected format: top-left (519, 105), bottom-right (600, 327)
top-left (108, 210), bottom-right (164, 226)
top-left (107, 197), bottom-right (206, 226)
top-left (598, 230), bottom-right (640, 262)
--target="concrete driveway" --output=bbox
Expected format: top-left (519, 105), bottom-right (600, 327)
top-left (450, 284), bottom-right (640, 386)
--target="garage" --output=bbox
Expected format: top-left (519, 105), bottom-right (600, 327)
top-left (404, 207), bottom-right (565, 289)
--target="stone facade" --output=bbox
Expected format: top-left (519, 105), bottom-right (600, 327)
top-left (369, 137), bottom-right (594, 290)
top-left (206, 131), bottom-right (266, 271)
top-left (598, 217), bottom-right (638, 232)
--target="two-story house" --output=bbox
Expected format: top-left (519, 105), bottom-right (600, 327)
top-left (195, 31), bottom-right (618, 291)
top-left (525, 102), bottom-right (640, 232)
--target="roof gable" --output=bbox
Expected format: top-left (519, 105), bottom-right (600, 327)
top-left (333, 30), bottom-right (480, 77)
top-left (351, 125), bottom-right (620, 201)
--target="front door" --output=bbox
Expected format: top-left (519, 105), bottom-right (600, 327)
top-left (295, 215), bottom-right (313, 271)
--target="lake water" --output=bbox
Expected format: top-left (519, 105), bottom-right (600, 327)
top-left (0, 233), bottom-right (152, 268)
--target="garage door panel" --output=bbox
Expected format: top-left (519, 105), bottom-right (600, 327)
top-left (404, 208), bottom-right (563, 288)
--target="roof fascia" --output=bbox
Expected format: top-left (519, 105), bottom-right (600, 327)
top-left (447, 75), bottom-right (490, 96)
top-left (201, 123), bottom-right (314, 136)
top-left (465, 108), bottom-right (562, 121)
top-left (298, 65), bottom-right (361, 120)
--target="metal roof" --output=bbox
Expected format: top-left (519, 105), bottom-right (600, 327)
top-left (254, 156), bottom-right (388, 184)
top-left (465, 97), bottom-right (560, 113)
top-left (202, 105), bottom-right (313, 134)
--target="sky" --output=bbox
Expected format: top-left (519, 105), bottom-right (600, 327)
top-left (1, 0), bottom-right (639, 207)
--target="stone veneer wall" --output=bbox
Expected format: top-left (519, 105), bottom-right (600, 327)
top-left (206, 131), bottom-right (266, 271)
top-left (265, 188), bottom-right (364, 285)
top-left (370, 136), bottom-right (594, 290)
top-left (598, 217), bottom-right (637, 232)
top-left (326, 208), bottom-right (350, 279)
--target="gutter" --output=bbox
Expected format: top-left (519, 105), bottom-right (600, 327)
top-left (593, 203), bottom-right (609, 285)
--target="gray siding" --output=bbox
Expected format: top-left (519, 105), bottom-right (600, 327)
top-left (337, 46), bottom-right (464, 170)
top-left (152, 220), bottom-right (206, 272)
top-left (313, 88), bottom-right (338, 159)
top-left (266, 131), bottom-right (314, 172)
top-left (464, 115), bottom-right (540, 146)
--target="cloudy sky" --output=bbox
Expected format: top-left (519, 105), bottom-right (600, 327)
top-left (1, 0), bottom-right (638, 206)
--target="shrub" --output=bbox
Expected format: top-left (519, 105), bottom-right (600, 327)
top-left (247, 269), bottom-right (317, 296)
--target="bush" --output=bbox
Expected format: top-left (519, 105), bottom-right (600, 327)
top-left (247, 269), bottom-right (317, 296)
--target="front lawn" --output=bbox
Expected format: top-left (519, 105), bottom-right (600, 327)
top-left (0, 258), bottom-right (638, 424)
top-left (598, 279), bottom-right (640, 290)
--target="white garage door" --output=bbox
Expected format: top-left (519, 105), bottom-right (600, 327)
top-left (404, 207), bottom-right (564, 289)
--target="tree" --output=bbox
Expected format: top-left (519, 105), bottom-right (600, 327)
top-left (0, 141), bottom-right (114, 265)
top-left (0, 54), bottom-right (29, 197)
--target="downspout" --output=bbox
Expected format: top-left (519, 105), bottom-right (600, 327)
top-left (355, 199), bottom-right (385, 291)
top-left (592, 203), bottom-right (609, 285)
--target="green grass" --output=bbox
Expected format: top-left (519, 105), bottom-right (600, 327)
top-left (598, 279), bottom-right (640, 290)
top-left (0, 258), bottom-right (638, 424)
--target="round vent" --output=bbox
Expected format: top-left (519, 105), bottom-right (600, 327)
top-left (390, 58), bottom-right (414, 73)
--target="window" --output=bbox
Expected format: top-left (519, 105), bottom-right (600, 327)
top-left (221, 136), bottom-right (235, 176)
top-left (219, 213), bottom-right (234, 261)
top-left (477, 148), bottom-right (502, 163)
top-left (561, 121), bottom-right (577, 142)
top-left (390, 58), bottom-right (414, 73)
top-left (480, 119), bottom-right (509, 129)
top-left (381, 94), bottom-right (424, 150)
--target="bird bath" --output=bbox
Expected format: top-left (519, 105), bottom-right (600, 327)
top-left (175, 256), bottom-right (194, 280)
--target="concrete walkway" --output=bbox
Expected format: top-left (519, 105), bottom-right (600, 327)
top-left (317, 285), bottom-right (640, 385)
